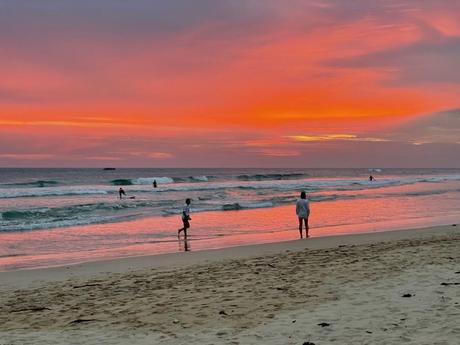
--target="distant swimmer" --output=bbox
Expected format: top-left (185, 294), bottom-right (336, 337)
top-left (369, 175), bottom-right (375, 181)
top-left (119, 187), bottom-right (126, 199)
top-left (153, 179), bottom-right (157, 188)
top-left (178, 198), bottom-right (192, 238)
top-left (296, 191), bottom-right (310, 239)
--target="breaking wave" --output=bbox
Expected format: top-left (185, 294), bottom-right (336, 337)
top-left (237, 173), bottom-right (308, 181)
top-left (110, 179), bottom-right (134, 186)
top-left (0, 188), bottom-right (109, 199)
top-left (110, 176), bottom-right (211, 185)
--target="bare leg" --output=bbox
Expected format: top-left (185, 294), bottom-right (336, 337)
top-left (298, 218), bottom-right (303, 239)
top-left (305, 218), bottom-right (309, 238)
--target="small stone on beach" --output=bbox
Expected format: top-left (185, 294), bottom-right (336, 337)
top-left (317, 322), bottom-right (330, 327)
top-left (402, 293), bottom-right (413, 298)
top-left (69, 318), bottom-right (98, 325)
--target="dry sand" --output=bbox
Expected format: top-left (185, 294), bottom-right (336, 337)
top-left (0, 225), bottom-right (459, 344)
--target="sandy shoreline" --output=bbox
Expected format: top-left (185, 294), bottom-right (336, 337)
top-left (1, 224), bottom-right (459, 344)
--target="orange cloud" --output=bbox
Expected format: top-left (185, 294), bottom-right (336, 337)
top-left (288, 134), bottom-right (389, 142)
top-left (1, 1), bottom-right (459, 166)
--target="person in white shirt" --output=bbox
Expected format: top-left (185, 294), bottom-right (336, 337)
top-left (178, 198), bottom-right (192, 237)
top-left (295, 191), bottom-right (310, 238)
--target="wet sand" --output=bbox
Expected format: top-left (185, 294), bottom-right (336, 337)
top-left (1, 224), bottom-right (459, 344)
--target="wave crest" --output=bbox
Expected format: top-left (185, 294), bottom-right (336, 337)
top-left (237, 173), bottom-right (308, 181)
top-left (4, 180), bottom-right (59, 188)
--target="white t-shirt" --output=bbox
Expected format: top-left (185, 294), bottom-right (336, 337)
top-left (296, 198), bottom-right (310, 218)
top-left (182, 204), bottom-right (190, 220)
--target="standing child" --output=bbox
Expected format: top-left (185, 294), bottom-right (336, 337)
top-left (296, 191), bottom-right (310, 239)
top-left (178, 198), bottom-right (192, 237)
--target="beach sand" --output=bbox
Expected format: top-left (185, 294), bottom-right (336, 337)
top-left (1, 225), bottom-right (459, 344)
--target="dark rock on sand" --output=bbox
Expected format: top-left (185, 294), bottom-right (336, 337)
top-left (317, 322), bottom-right (330, 327)
top-left (402, 293), bottom-right (413, 297)
top-left (12, 306), bottom-right (51, 313)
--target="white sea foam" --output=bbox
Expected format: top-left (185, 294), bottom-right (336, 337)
top-left (2, 172), bottom-right (460, 232)
top-left (190, 175), bottom-right (209, 182)
top-left (0, 187), bottom-right (109, 199)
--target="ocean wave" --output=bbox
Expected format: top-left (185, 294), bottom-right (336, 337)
top-left (110, 179), bottom-right (134, 185)
top-left (3, 174), bottom-right (460, 199)
top-left (0, 214), bottom-right (139, 232)
top-left (112, 175), bottom-right (211, 185)
top-left (190, 175), bottom-right (209, 182)
top-left (1, 200), bottom-right (176, 221)
top-left (0, 199), bottom-right (179, 231)
top-left (132, 177), bottom-right (175, 184)
top-left (110, 176), bottom-right (176, 185)
top-left (0, 187), bottom-right (109, 199)
top-left (92, 176), bottom-right (460, 194)
top-left (1, 205), bottom-right (112, 221)
top-left (222, 201), bottom-right (274, 211)
top-left (2, 178), bottom-right (459, 231)
top-left (2, 180), bottom-right (59, 188)
top-left (237, 173), bottom-right (308, 181)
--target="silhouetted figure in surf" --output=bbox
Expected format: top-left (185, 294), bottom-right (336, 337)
top-left (369, 175), bottom-right (375, 181)
top-left (178, 198), bottom-right (192, 238)
top-left (296, 191), bottom-right (310, 239)
top-left (119, 187), bottom-right (126, 199)
top-left (153, 180), bottom-right (157, 188)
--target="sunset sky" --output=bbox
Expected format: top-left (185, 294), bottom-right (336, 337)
top-left (1, 0), bottom-right (459, 167)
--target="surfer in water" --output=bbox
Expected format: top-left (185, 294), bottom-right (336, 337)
top-left (119, 187), bottom-right (126, 199)
top-left (153, 179), bottom-right (157, 188)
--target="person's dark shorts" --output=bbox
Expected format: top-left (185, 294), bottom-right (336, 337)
top-left (182, 218), bottom-right (190, 229)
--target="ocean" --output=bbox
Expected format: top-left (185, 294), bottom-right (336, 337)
top-left (1, 168), bottom-right (459, 270)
